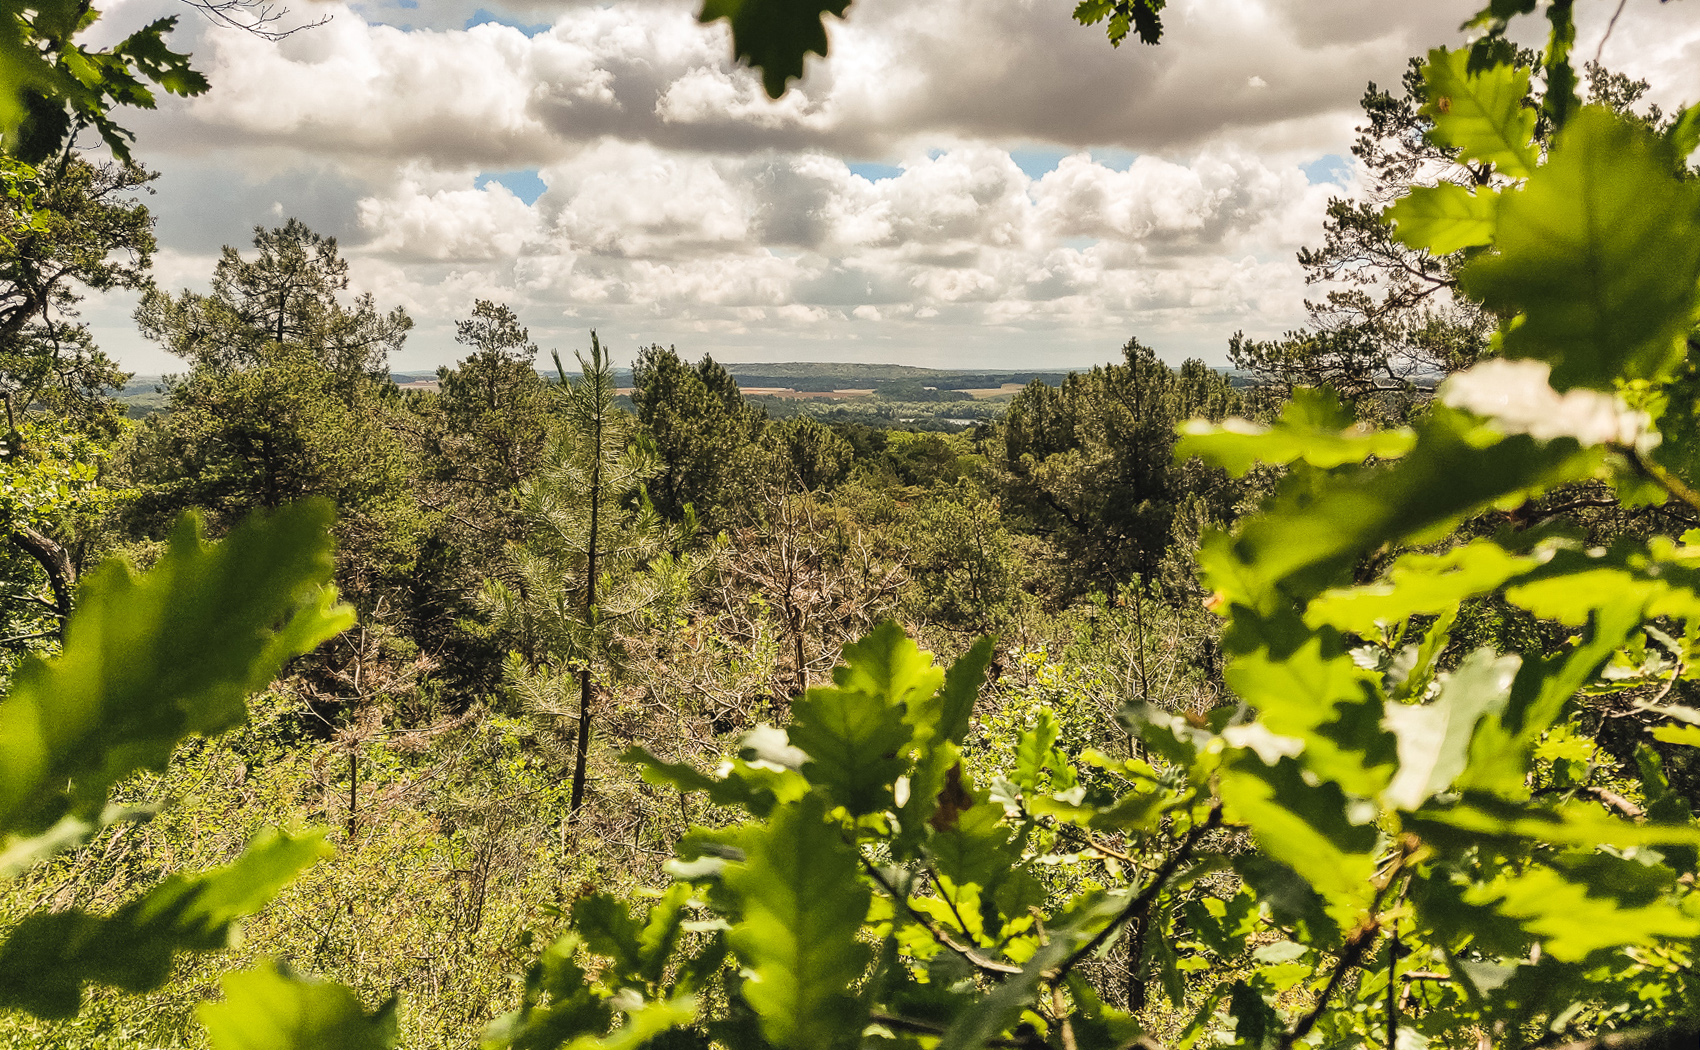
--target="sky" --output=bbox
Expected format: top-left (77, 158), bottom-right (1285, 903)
top-left (82, 0), bottom-right (1700, 375)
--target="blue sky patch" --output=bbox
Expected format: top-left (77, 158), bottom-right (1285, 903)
top-left (1009, 148), bottom-right (1069, 179)
top-left (1010, 147), bottom-right (1138, 179)
top-left (465, 8), bottom-right (551, 35)
top-left (482, 170), bottom-right (547, 205)
top-left (1303, 154), bottom-right (1353, 186)
top-left (848, 162), bottom-right (903, 182)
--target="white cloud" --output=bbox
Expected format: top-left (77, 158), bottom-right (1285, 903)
top-left (88, 0), bottom-right (1700, 374)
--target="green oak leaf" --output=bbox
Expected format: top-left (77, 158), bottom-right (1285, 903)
top-left (1459, 106), bottom-right (1700, 390)
top-left (200, 961), bottom-right (396, 1050)
top-left (1010, 708), bottom-right (1061, 795)
top-left (1386, 183), bottom-right (1499, 255)
top-left (1669, 104), bottom-right (1700, 164)
top-left (562, 993), bottom-right (697, 1050)
top-left (1071, 0), bottom-right (1166, 48)
top-left (926, 791), bottom-right (1020, 899)
top-left (789, 640), bottom-right (917, 815)
top-left (1198, 406), bottom-right (1602, 614)
top-left (0, 829), bottom-right (330, 1018)
top-left (722, 793), bottom-right (870, 1050)
top-left (910, 634), bottom-right (993, 749)
top-left (1176, 386), bottom-right (1414, 478)
top-left (0, 501), bottom-right (353, 842)
top-left (1463, 863), bottom-right (1700, 962)
top-left (1224, 630), bottom-right (1396, 797)
top-left (571, 893), bottom-right (646, 989)
top-left (1306, 540), bottom-right (1542, 634)
top-left (1218, 758), bottom-right (1378, 927)
top-left (1408, 794), bottom-right (1700, 850)
top-left (697, 0), bottom-right (851, 99)
top-left (1419, 47), bottom-right (1538, 178)
top-left (1382, 648), bottom-right (1519, 811)
top-left (622, 746), bottom-right (806, 819)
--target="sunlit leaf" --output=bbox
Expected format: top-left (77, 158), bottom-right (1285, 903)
top-left (1386, 183), bottom-right (1500, 255)
top-left (1459, 107), bottom-right (1700, 390)
top-left (0, 830), bottom-right (329, 1018)
top-left (1419, 47), bottom-right (1538, 178)
top-left (200, 961), bottom-right (396, 1050)
top-left (0, 501), bottom-right (352, 841)
top-left (722, 793), bottom-right (870, 1049)
top-left (1177, 387), bottom-right (1414, 478)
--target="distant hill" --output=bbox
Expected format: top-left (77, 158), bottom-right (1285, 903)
top-left (119, 362), bottom-right (1247, 418)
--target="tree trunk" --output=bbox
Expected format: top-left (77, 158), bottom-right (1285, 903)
top-left (570, 664), bottom-right (593, 819)
top-left (570, 385), bottom-right (604, 825)
top-left (11, 524), bottom-right (74, 627)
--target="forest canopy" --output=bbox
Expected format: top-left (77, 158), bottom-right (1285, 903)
top-left (1, 2), bottom-right (1699, 1050)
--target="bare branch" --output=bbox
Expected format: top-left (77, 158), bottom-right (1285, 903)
top-left (180, 0), bottom-right (331, 41)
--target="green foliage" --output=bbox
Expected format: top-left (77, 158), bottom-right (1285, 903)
top-left (136, 219), bottom-right (411, 380)
top-left (126, 221), bottom-right (422, 622)
top-left (1417, 46), bottom-right (1538, 178)
top-left (765, 416), bottom-right (853, 492)
top-left (1383, 182), bottom-right (1498, 255)
top-left (429, 300), bottom-right (557, 503)
top-left (0, 500), bottom-right (351, 841)
top-left (0, 829), bottom-right (331, 1017)
top-left (200, 962), bottom-right (397, 1050)
top-left (522, 623), bottom-right (1232, 1049)
top-left (0, 419), bottom-right (118, 535)
top-left (0, 500), bottom-right (365, 1040)
top-left (696, 0), bottom-right (851, 98)
top-left (486, 332), bottom-right (706, 817)
top-left (996, 338), bottom-right (1242, 596)
top-left (724, 793), bottom-right (870, 1048)
top-left (1456, 106), bottom-right (1700, 390)
top-left (0, 2), bottom-right (208, 163)
top-left (0, 157), bottom-right (153, 431)
top-left (633, 344), bottom-right (765, 525)
top-left (1070, 0), bottom-right (1166, 48)
top-left (12, 3), bottom-right (1700, 1050)
top-left (1175, 387), bottom-right (1414, 478)
top-left (495, 17), bottom-right (1700, 1050)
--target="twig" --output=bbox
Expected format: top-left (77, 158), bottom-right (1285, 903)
top-left (1386, 928), bottom-right (1398, 1050)
top-left (1049, 801), bottom-right (1223, 986)
top-left (928, 862), bottom-right (983, 947)
top-left (1633, 450), bottom-right (1700, 519)
top-left (1594, 0), bottom-right (1630, 66)
top-left (1280, 846), bottom-right (1417, 1049)
top-left (857, 855), bottom-right (1022, 976)
top-left (1583, 784), bottom-right (1646, 822)
top-left (0, 629), bottom-right (58, 645)
top-left (1280, 919), bottom-right (1379, 1050)
top-left (867, 1012), bottom-right (1042, 1049)
top-left (1051, 984), bottom-right (1079, 1050)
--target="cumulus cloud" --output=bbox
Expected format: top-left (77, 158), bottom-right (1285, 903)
top-left (331, 139), bottom-right (1327, 369)
top-left (87, 0), bottom-right (1700, 373)
top-left (359, 173), bottom-right (541, 260)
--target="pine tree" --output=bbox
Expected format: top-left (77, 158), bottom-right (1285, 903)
top-left (485, 332), bottom-right (697, 821)
top-left (631, 344), bottom-right (765, 527)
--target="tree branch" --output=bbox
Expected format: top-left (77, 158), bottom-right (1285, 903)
top-left (857, 854), bottom-right (1023, 977)
top-left (1049, 801), bottom-right (1223, 986)
top-left (867, 1012), bottom-right (1043, 1049)
top-left (9, 525), bottom-right (74, 625)
top-left (1278, 919), bottom-right (1379, 1050)
top-left (1552, 1028), bottom-right (1699, 1050)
